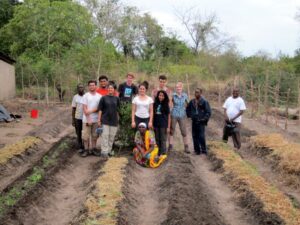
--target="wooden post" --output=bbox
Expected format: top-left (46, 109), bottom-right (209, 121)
top-left (298, 79), bottom-right (300, 124)
top-left (264, 72), bottom-right (269, 122)
top-left (185, 74), bottom-right (191, 98)
top-left (45, 80), bottom-right (49, 106)
top-left (250, 79), bottom-right (254, 118)
top-left (274, 83), bottom-right (279, 126)
top-left (285, 88), bottom-right (291, 130)
top-left (258, 84), bottom-right (261, 113)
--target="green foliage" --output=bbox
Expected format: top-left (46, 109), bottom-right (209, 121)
top-left (116, 103), bottom-right (135, 149)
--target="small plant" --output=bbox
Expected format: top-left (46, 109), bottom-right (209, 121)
top-left (116, 103), bottom-right (135, 150)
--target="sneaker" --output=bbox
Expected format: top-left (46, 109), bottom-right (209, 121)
top-left (184, 145), bottom-right (190, 154)
top-left (80, 150), bottom-right (89, 157)
top-left (92, 148), bottom-right (101, 157)
top-left (168, 144), bottom-right (173, 152)
top-left (78, 148), bottom-right (84, 154)
top-left (108, 150), bottom-right (115, 157)
top-left (101, 152), bottom-right (109, 160)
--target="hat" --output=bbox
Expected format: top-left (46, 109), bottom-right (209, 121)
top-left (138, 122), bottom-right (147, 128)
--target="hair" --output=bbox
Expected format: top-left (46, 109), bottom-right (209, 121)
top-left (138, 81), bottom-right (149, 90)
top-left (195, 88), bottom-right (203, 94)
top-left (77, 83), bottom-right (84, 88)
top-left (154, 90), bottom-right (170, 115)
top-left (159, 74), bottom-right (167, 80)
top-left (98, 75), bottom-right (108, 81)
top-left (108, 80), bottom-right (117, 90)
top-left (127, 72), bottom-right (135, 78)
top-left (88, 80), bottom-right (97, 85)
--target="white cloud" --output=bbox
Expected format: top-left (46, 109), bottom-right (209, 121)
top-left (123, 0), bottom-right (300, 56)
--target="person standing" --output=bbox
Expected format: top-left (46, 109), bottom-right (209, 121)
top-left (153, 90), bottom-right (170, 156)
top-left (98, 82), bottom-right (120, 158)
top-left (72, 84), bottom-right (85, 153)
top-left (222, 88), bottom-right (246, 149)
top-left (169, 82), bottom-right (190, 153)
top-left (131, 82), bottom-right (153, 129)
top-left (96, 75), bottom-right (109, 96)
top-left (118, 72), bottom-right (138, 103)
top-left (186, 88), bottom-right (211, 155)
top-left (151, 75), bottom-right (172, 100)
top-left (82, 80), bottom-right (102, 157)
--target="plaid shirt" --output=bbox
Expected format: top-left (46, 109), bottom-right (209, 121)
top-left (171, 92), bottom-right (189, 118)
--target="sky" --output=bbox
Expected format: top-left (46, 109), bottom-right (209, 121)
top-left (124, 0), bottom-right (300, 57)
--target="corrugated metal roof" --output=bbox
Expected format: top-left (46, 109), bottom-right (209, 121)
top-left (0, 52), bottom-right (16, 65)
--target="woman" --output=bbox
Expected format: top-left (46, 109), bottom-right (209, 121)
top-left (133, 122), bottom-right (167, 168)
top-left (169, 82), bottom-right (190, 153)
top-left (131, 82), bottom-right (153, 129)
top-left (153, 90), bottom-right (170, 156)
top-left (98, 82), bottom-right (120, 157)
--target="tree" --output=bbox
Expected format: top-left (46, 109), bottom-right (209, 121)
top-left (176, 8), bottom-right (235, 54)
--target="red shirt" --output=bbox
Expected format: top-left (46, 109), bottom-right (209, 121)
top-left (97, 88), bottom-right (119, 96)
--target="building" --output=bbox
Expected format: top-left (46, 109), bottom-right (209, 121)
top-left (0, 52), bottom-right (16, 101)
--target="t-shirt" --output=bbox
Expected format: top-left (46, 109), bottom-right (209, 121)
top-left (96, 88), bottom-right (108, 96)
top-left (98, 95), bottom-right (120, 126)
top-left (223, 96), bottom-right (246, 123)
top-left (118, 82), bottom-right (138, 102)
top-left (153, 103), bottom-right (170, 128)
top-left (132, 96), bottom-right (154, 118)
top-left (82, 92), bottom-right (102, 123)
top-left (71, 94), bottom-right (84, 120)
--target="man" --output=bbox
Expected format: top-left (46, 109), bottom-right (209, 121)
top-left (72, 84), bottom-right (85, 153)
top-left (151, 74), bottom-right (172, 100)
top-left (186, 88), bottom-right (211, 155)
top-left (118, 72), bottom-right (138, 103)
top-left (222, 88), bottom-right (246, 149)
top-left (96, 75), bottom-right (109, 96)
top-left (82, 80), bottom-right (102, 157)
top-left (169, 82), bottom-right (190, 153)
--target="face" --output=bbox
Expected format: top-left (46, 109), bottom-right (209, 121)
top-left (138, 125), bottom-right (146, 133)
top-left (195, 90), bottom-right (201, 98)
top-left (127, 75), bottom-right (134, 85)
top-left (77, 85), bottom-right (84, 95)
top-left (232, 89), bottom-right (239, 98)
top-left (176, 83), bottom-right (183, 94)
top-left (139, 85), bottom-right (146, 95)
top-left (158, 92), bottom-right (165, 102)
top-left (159, 79), bottom-right (166, 88)
top-left (88, 82), bottom-right (97, 92)
top-left (108, 85), bottom-right (114, 95)
top-left (100, 79), bottom-right (108, 88)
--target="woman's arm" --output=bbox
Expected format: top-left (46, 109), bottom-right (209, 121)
top-left (148, 103), bottom-right (153, 128)
top-left (131, 103), bottom-right (136, 128)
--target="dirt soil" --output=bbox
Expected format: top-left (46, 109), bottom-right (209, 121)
top-left (4, 150), bottom-right (104, 225)
top-left (210, 108), bottom-right (300, 213)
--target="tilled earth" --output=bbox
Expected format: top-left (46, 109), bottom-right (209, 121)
top-left (2, 107), bottom-right (297, 225)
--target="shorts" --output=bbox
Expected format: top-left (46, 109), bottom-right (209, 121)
top-left (82, 122), bottom-right (99, 141)
top-left (170, 116), bottom-right (187, 137)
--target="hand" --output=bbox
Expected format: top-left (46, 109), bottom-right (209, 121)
top-left (167, 128), bottom-right (170, 134)
top-left (131, 121), bottom-right (136, 128)
top-left (98, 121), bottom-right (101, 127)
top-left (148, 122), bottom-right (153, 129)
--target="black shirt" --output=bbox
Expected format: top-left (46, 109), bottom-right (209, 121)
top-left (118, 82), bottom-right (138, 102)
top-left (153, 103), bottom-right (170, 128)
top-left (98, 95), bottom-right (120, 126)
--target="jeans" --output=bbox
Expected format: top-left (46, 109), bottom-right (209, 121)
top-left (74, 119), bottom-right (84, 149)
top-left (192, 121), bottom-right (207, 154)
top-left (154, 127), bottom-right (167, 155)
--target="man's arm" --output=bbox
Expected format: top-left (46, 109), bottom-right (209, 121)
top-left (231, 110), bottom-right (244, 122)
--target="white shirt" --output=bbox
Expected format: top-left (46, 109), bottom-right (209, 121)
top-left (82, 92), bottom-right (102, 123)
top-left (71, 94), bottom-right (84, 120)
top-left (132, 95), bottom-right (153, 118)
top-left (223, 96), bottom-right (246, 123)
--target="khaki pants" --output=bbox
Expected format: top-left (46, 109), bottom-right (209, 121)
top-left (101, 125), bottom-right (118, 154)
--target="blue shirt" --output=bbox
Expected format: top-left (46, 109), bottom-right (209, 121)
top-left (171, 92), bottom-right (189, 118)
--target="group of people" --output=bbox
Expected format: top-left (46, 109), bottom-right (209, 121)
top-left (72, 72), bottom-right (246, 167)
